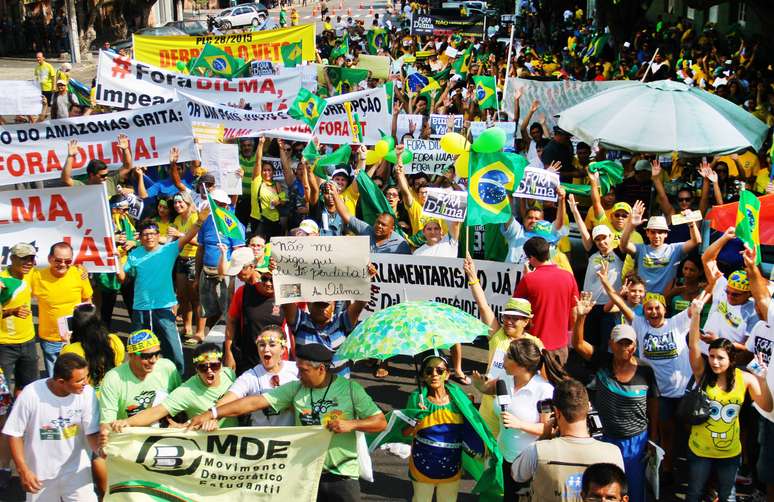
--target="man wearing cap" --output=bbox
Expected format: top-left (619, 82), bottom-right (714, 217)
top-left (223, 248), bottom-right (284, 375)
top-left (117, 211), bottom-right (207, 373)
top-left (701, 227), bottom-right (759, 354)
top-left (615, 158), bottom-right (653, 214)
top-left (196, 189), bottom-right (246, 344)
top-left (573, 294), bottom-right (660, 502)
top-left (98, 330), bottom-right (182, 446)
top-left (50, 78), bottom-right (82, 119)
top-left (298, 219), bottom-right (320, 236)
top-left (620, 200), bottom-right (700, 294)
top-left (188, 343), bottom-right (387, 502)
top-left (313, 181), bottom-right (346, 236)
top-left (541, 127), bottom-right (575, 182)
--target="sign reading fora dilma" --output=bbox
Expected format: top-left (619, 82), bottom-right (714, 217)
top-left (410, 13), bottom-right (485, 38)
top-left (422, 188), bottom-right (467, 222)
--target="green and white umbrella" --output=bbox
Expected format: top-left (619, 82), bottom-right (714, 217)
top-left (334, 301), bottom-right (489, 362)
top-left (557, 79), bottom-right (769, 155)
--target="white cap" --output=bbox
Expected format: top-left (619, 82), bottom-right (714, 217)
top-left (226, 247), bottom-right (256, 276)
top-left (645, 215), bottom-right (669, 231)
top-left (299, 219), bottom-right (320, 235)
top-left (591, 225), bottom-right (612, 239)
top-left (611, 324), bottom-right (637, 343)
top-left (210, 189), bottom-right (230, 205)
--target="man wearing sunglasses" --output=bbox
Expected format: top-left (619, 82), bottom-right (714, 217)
top-left (107, 343), bottom-right (237, 432)
top-left (30, 242), bottom-right (93, 377)
top-left (60, 135), bottom-right (134, 198)
top-left (98, 330), bottom-right (181, 447)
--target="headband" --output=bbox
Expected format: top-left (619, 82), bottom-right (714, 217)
top-left (192, 351), bottom-right (223, 365)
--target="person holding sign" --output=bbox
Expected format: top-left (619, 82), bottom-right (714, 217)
top-left (187, 343), bottom-right (387, 502)
top-left (394, 145), bottom-right (448, 238)
top-left (250, 137), bottom-right (287, 239)
top-left (413, 218), bottom-right (461, 257)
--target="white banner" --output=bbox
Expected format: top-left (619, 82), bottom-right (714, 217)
top-left (0, 101), bottom-right (198, 186)
top-left (429, 114), bottom-right (463, 138)
top-left (422, 188), bottom-right (467, 222)
top-left (514, 165), bottom-right (560, 202)
top-left (502, 78), bottom-right (630, 137)
top-left (0, 81), bottom-right (42, 115)
top-left (403, 138), bottom-right (455, 176)
top-left (365, 254), bottom-right (522, 320)
top-left (270, 236), bottom-right (371, 305)
top-left (396, 114), bottom-right (423, 141)
top-left (95, 51), bottom-right (308, 112)
top-left (201, 143), bottom-right (242, 195)
top-left (0, 185), bottom-right (115, 272)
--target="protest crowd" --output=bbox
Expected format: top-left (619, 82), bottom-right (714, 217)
top-left (2, 1), bottom-right (774, 501)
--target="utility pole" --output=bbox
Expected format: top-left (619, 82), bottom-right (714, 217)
top-left (66, 0), bottom-right (81, 63)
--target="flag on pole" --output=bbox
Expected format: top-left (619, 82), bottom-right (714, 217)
top-left (280, 41), bottom-right (303, 68)
top-left (472, 76), bottom-right (497, 110)
top-left (188, 44), bottom-right (242, 78)
top-left (736, 190), bottom-right (761, 264)
top-left (288, 88), bottom-right (327, 130)
top-left (452, 46), bottom-right (472, 78)
top-left (206, 193), bottom-right (244, 240)
top-left (467, 152), bottom-right (528, 226)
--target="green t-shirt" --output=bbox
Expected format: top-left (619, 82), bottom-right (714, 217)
top-left (99, 358), bottom-right (182, 423)
top-left (240, 153), bottom-right (256, 195)
top-left (72, 170), bottom-right (120, 198)
top-left (264, 376), bottom-right (381, 478)
top-left (162, 368), bottom-right (238, 427)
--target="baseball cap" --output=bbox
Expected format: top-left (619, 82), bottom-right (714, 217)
top-left (56, 79), bottom-right (67, 85)
top-left (611, 324), bottom-right (637, 343)
top-left (502, 298), bottom-right (533, 318)
top-left (226, 247), bottom-right (256, 276)
top-left (197, 173), bottom-right (216, 186)
top-left (10, 243), bottom-right (36, 258)
top-left (634, 159), bottom-right (651, 172)
top-left (209, 189), bottom-right (230, 205)
top-left (331, 168), bottom-right (351, 179)
top-left (525, 220), bottom-right (558, 243)
top-left (299, 219), bottom-right (320, 235)
top-left (645, 215), bottom-right (669, 231)
top-left (127, 329), bottom-right (160, 353)
top-left (591, 225), bottom-right (612, 239)
top-left (727, 270), bottom-right (751, 292)
top-left (611, 202), bottom-right (632, 214)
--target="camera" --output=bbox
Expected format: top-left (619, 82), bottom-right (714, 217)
top-left (536, 398), bottom-right (553, 415)
top-left (587, 404), bottom-right (604, 439)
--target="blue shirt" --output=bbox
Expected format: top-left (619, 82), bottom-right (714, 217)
top-left (294, 310), bottom-right (353, 375)
top-left (197, 214), bottom-right (245, 268)
top-left (348, 217), bottom-right (411, 254)
top-left (634, 242), bottom-right (685, 293)
top-left (124, 241), bottom-right (180, 310)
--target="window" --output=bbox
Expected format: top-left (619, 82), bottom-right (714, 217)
top-left (667, 0), bottom-right (675, 14)
top-left (737, 1), bottom-right (747, 24)
top-left (686, 6), bottom-right (695, 19)
top-left (708, 5), bottom-right (718, 23)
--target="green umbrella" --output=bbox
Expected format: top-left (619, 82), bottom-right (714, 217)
top-left (334, 301), bottom-right (488, 362)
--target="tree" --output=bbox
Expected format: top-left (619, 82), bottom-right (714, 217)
top-left (595, 0), bottom-right (655, 47)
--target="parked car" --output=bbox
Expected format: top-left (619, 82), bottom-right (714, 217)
top-left (164, 20), bottom-right (209, 36)
top-left (214, 4), bottom-right (268, 29)
top-left (112, 25), bottom-right (187, 52)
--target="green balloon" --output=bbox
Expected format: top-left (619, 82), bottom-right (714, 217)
top-left (381, 134), bottom-right (395, 151)
top-left (472, 127), bottom-right (507, 153)
top-left (383, 149), bottom-right (413, 164)
top-left (402, 151), bottom-right (413, 164)
top-left (175, 61), bottom-right (186, 72)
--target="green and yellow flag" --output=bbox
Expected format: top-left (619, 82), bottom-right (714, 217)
top-left (313, 145), bottom-right (352, 179)
top-left (326, 66), bottom-right (369, 92)
top-left (330, 34), bottom-right (349, 61)
top-left (419, 77), bottom-right (441, 98)
top-left (288, 87), bottom-right (327, 130)
top-left (206, 193), bottom-right (244, 240)
top-left (467, 152), bottom-right (528, 226)
top-left (736, 190), bottom-right (761, 264)
top-left (472, 75), bottom-right (497, 110)
top-left (366, 28), bottom-right (386, 55)
top-left (188, 44), bottom-right (242, 78)
top-left (281, 41), bottom-right (303, 68)
top-left (452, 46), bottom-right (472, 78)
top-left (0, 276), bottom-right (25, 306)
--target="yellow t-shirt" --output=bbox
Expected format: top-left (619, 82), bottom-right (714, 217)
top-left (407, 199), bottom-right (448, 236)
top-left (754, 169), bottom-right (770, 194)
top-left (31, 267), bottom-right (93, 342)
top-left (0, 270), bottom-right (34, 344)
top-left (250, 179), bottom-right (286, 222)
top-left (717, 152), bottom-right (760, 179)
top-left (172, 213), bottom-right (199, 258)
top-left (60, 334), bottom-right (126, 386)
top-left (597, 214), bottom-right (643, 278)
top-left (341, 183), bottom-right (360, 216)
top-left (689, 368), bottom-right (745, 459)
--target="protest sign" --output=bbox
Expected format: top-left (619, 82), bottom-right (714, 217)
top-left (95, 51), bottom-right (305, 112)
top-left (125, 192), bottom-right (144, 221)
top-left (105, 426), bottom-right (332, 501)
top-left (0, 185), bottom-right (115, 272)
top-left (470, 121), bottom-right (516, 147)
top-left (0, 100), bottom-right (198, 186)
top-left (201, 143), bottom-right (242, 195)
top-left (396, 114), bottom-right (423, 141)
top-left (670, 209), bottom-right (703, 225)
top-left (354, 55), bottom-right (390, 80)
top-left (133, 24), bottom-right (317, 69)
top-left (422, 188), bottom-right (467, 222)
top-left (502, 78), bottom-right (630, 136)
top-left (514, 165), bottom-right (560, 202)
top-left (270, 236), bottom-right (371, 305)
top-left (429, 114), bottom-right (463, 138)
top-left (403, 138), bottom-right (455, 176)
top-left (411, 12), bottom-right (485, 37)
top-left (251, 60), bottom-right (275, 76)
top-left (0, 81), bottom-right (42, 115)
top-left (365, 254), bottom-right (522, 320)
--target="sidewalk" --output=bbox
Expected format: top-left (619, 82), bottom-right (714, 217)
top-left (0, 56), bottom-right (97, 84)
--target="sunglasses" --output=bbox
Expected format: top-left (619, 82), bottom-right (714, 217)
top-left (97, 172), bottom-right (109, 179)
top-left (51, 257), bottom-right (72, 265)
top-left (196, 362), bottom-right (222, 372)
top-left (424, 367), bottom-right (447, 376)
top-left (138, 350), bottom-right (162, 360)
top-left (612, 212), bottom-right (629, 218)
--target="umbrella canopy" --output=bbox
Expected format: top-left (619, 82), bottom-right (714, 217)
top-left (334, 301), bottom-right (489, 362)
top-left (557, 80), bottom-right (769, 155)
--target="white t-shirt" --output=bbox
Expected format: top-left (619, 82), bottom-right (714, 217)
top-left (704, 276), bottom-right (758, 344)
top-left (748, 307), bottom-right (774, 422)
top-left (2, 378), bottom-right (99, 480)
top-left (632, 310), bottom-right (693, 398)
top-left (228, 361), bottom-right (298, 426)
top-left (493, 374), bottom-right (554, 462)
top-left (413, 236), bottom-right (458, 258)
top-left (583, 251), bottom-right (623, 305)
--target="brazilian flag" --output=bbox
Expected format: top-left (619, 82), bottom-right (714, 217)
top-left (281, 41), bottom-right (303, 68)
top-left (467, 152), bottom-right (528, 226)
top-left (472, 75), bottom-right (497, 110)
top-left (736, 190), bottom-right (761, 264)
top-left (419, 77), bottom-right (441, 98)
top-left (326, 66), bottom-right (369, 92)
top-left (330, 34), bottom-right (349, 61)
top-left (366, 28), bottom-right (386, 55)
top-left (0, 276), bottom-right (25, 306)
top-left (288, 88), bottom-right (327, 130)
top-left (582, 33), bottom-right (609, 63)
top-left (206, 193), bottom-right (244, 240)
top-left (188, 43), bottom-right (243, 78)
top-left (313, 144), bottom-right (352, 179)
top-left (452, 46), bottom-right (472, 78)
top-left (431, 66), bottom-right (451, 82)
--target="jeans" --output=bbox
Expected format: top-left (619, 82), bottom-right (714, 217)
top-left (131, 308), bottom-right (184, 373)
top-left (316, 473), bottom-right (360, 502)
top-left (0, 340), bottom-right (39, 389)
top-left (602, 430), bottom-right (648, 502)
top-left (39, 340), bottom-right (65, 378)
top-left (686, 451), bottom-right (739, 502)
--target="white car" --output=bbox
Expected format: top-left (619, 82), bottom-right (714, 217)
top-left (214, 4), bottom-right (267, 29)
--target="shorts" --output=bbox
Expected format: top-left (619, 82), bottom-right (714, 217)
top-left (198, 270), bottom-right (228, 318)
top-left (659, 396), bottom-right (682, 422)
top-left (29, 466), bottom-right (97, 501)
top-left (175, 256), bottom-right (197, 282)
top-left (758, 416), bottom-right (774, 483)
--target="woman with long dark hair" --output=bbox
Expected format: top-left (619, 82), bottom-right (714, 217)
top-left (60, 303), bottom-right (124, 389)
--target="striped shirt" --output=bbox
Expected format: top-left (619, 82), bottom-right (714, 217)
top-left (292, 309), bottom-right (353, 375)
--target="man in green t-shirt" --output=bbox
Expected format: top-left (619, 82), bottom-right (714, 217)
top-left (108, 343), bottom-right (237, 430)
top-left (188, 343), bottom-right (387, 502)
top-left (98, 330), bottom-right (181, 445)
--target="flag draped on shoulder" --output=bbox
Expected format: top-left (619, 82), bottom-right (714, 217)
top-left (206, 193), bottom-right (244, 240)
top-left (472, 76), bottom-right (497, 110)
top-left (289, 87), bottom-right (327, 130)
top-left (467, 152), bottom-right (528, 226)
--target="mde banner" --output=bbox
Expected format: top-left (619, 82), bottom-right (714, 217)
top-left (133, 24), bottom-right (317, 69)
top-left (0, 185), bottom-right (115, 272)
top-left (105, 426), bottom-right (332, 501)
top-left (0, 100), bottom-right (198, 186)
top-left (95, 51), bottom-right (306, 111)
top-left (365, 254), bottom-right (522, 320)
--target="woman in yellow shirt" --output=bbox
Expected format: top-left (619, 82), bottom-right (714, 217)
top-left (250, 137), bottom-right (286, 238)
top-left (170, 191), bottom-right (199, 339)
top-left (686, 300), bottom-right (772, 502)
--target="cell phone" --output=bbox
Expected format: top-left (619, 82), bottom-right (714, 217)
top-left (747, 358), bottom-right (765, 377)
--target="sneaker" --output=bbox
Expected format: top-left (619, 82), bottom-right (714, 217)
top-left (736, 464), bottom-right (753, 486)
